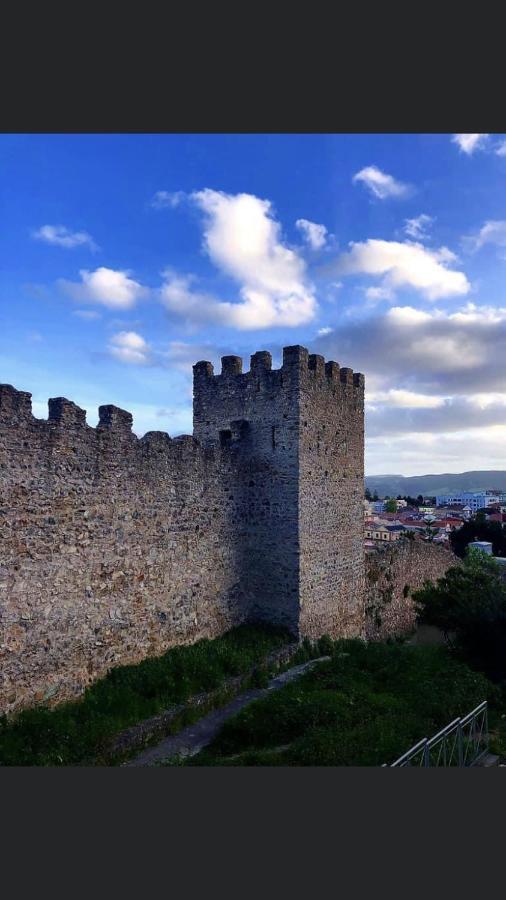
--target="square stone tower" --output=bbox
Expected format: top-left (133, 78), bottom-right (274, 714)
top-left (193, 345), bottom-right (365, 639)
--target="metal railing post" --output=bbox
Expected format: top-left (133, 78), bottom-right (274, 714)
top-left (457, 720), bottom-right (463, 767)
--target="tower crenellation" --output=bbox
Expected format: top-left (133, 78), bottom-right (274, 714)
top-left (0, 345), bottom-right (365, 714)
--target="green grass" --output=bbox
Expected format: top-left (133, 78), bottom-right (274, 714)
top-left (0, 624), bottom-right (290, 766)
top-left (183, 639), bottom-right (496, 766)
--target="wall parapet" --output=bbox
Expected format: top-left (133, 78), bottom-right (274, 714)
top-left (365, 538), bottom-right (460, 640)
top-left (192, 345), bottom-right (364, 391)
top-left (0, 343), bottom-right (365, 716)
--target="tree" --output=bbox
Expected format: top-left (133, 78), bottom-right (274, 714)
top-left (417, 495), bottom-right (424, 505)
top-left (384, 499), bottom-right (397, 513)
top-left (449, 513), bottom-right (506, 558)
top-left (413, 548), bottom-right (506, 681)
top-left (365, 487), bottom-right (372, 501)
top-left (372, 491), bottom-right (379, 502)
top-left (422, 523), bottom-right (438, 542)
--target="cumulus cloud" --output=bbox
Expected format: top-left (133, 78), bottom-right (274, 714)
top-left (32, 224), bottom-right (99, 251)
top-left (365, 285), bottom-right (395, 302)
top-left (403, 214), bottom-right (435, 241)
top-left (452, 134), bottom-right (489, 155)
top-left (314, 302), bottom-right (506, 397)
top-left (59, 267), bottom-right (148, 309)
top-left (466, 220), bottom-right (506, 253)
top-left (295, 218), bottom-right (328, 250)
top-left (352, 166), bottom-right (410, 200)
top-left (366, 426), bottom-right (506, 477)
top-left (150, 191), bottom-right (186, 209)
top-left (366, 389), bottom-right (446, 409)
top-left (366, 397), bottom-right (506, 438)
top-left (313, 299), bottom-right (506, 473)
top-left (160, 189), bottom-right (317, 329)
top-left (106, 332), bottom-right (230, 374)
top-left (495, 141), bottom-right (506, 158)
top-left (108, 331), bottom-right (151, 365)
top-left (332, 239), bottom-right (469, 301)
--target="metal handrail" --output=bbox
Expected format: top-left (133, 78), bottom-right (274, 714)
top-left (386, 701), bottom-right (489, 767)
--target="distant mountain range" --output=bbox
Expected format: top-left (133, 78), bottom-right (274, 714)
top-left (365, 471), bottom-right (506, 498)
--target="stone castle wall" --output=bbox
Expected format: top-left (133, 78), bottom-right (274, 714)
top-left (0, 344), bottom-right (457, 717)
top-left (298, 356), bottom-right (365, 639)
top-left (0, 384), bottom-right (267, 713)
top-left (193, 346), bottom-right (366, 640)
top-left (0, 345), bottom-right (366, 714)
top-left (364, 538), bottom-right (460, 640)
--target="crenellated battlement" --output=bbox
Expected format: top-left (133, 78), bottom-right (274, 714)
top-left (193, 344), bottom-right (364, 386)
top-left (0, 382), bottom-right (260, 481)
top-left (193, 345), bottom-right (364, 451)
top-left (0, 344), bottom-right (366, 715)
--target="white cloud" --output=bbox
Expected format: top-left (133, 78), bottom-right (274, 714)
top-left (150, 191), bottom-right (186, 209)
top-left (316, 302), bottom-right (506, 396)
top-left (466, 220), bottom-right (506, 252)
top-left (315, 297), bottom-right (506, 475)
top-left (295, 218), bottom-right (328, 250)
top-left (365, 285), bottom-right (395, 302)
top-left (386, 305), bottom-right (432, 326)
top-left (447, 302), bottom-right (506, 324)
top-left (352, 165), bottom-right (410, 200)
top-left (469, 392), bottom-right (506, 409)
top-left (334, 239), bottom-right (469, 301)
top-left (495, 141), bottom-right (506, 158)
top-left (366, 389), bottom-right (445, 409)
top-left (452, 134), bottom-right (489, 155)
top-left (317, 326), bottom-right (332, 336)
top-left (32, 225), bottom-right (99, 251)
top-left (404, 214), bottom-right (435, 241)
top-left (108, 331), bottom-right (151, 365)
top-left (161, 189), bottom-right (317, 329)
top-left (59, 267), bottom-right (148, 310)
top-left (366, 426), bottom-right (506, 477)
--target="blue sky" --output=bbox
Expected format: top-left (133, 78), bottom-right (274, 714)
top-left (2, 132), bottom-right (506, 475)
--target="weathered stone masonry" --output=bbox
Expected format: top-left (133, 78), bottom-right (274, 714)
top-left (0, 345), bottom-right (366, 714)
top-left (365, 539), bottom-right (460, 641)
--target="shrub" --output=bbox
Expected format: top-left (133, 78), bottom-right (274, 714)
top-left (317, 634), bottom-right (334, 656)
top-left (0, 624), bottom-right (290, 766)
top-left (413, 547), bottom-right (506, 681)
top-left (187, 641), bottom-right (493, 767)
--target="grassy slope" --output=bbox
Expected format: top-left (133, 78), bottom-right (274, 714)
top-left (0, 625), bottom-right (290, 766)
top-left (185, 640), bottom-right (495, 766)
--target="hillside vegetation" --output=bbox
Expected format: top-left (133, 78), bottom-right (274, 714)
top-left (365, 470), bottom-right (506, 498)
top-left (181, 640), bottom-right (494, 767)
top-left (0, 625), bottom-right (290, 766)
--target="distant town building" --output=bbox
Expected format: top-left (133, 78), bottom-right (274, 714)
top-left (364, 523), bottom-right (407, 543)
top-left (435, 491), bottom-right (506, 511)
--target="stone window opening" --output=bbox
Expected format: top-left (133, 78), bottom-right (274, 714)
top-left (219, 429), bottom-right (232, 447)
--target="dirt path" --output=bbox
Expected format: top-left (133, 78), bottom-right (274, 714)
top-left (125, 656), bottom-right (329, 767)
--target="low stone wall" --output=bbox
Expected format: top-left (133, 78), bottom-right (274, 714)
top-left (365, 538), bottom-right (459, 640)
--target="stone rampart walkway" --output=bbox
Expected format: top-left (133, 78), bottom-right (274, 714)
top-left (125, 656), bottom-right (329, 767)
